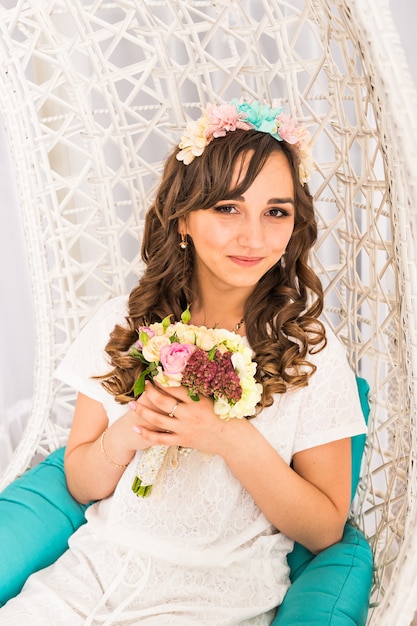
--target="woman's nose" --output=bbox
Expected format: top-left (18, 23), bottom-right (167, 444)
top-left (237, 219), bottom-right (264, 247)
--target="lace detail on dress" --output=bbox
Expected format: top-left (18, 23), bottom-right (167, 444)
top-left (0, 529), bottom-right (285, 625)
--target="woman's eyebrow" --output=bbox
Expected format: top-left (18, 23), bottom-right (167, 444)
top-left (267, 197), bottom-right (295, 205)
top-left (227, 194), bottom-right (295, 205)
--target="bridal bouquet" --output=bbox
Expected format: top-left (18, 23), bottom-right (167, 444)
top-left (129, 308), bottom-right (262, 497)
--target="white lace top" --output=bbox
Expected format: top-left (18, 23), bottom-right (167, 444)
top-left (53, 295), bottom-right (367, 623)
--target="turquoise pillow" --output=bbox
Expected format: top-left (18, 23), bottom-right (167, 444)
top-left (273, 524), bottom-right (373, 625)
top-left (0, 448), bottom-right (88, 606)
top-left (351, 377), bottom-right (370, 500)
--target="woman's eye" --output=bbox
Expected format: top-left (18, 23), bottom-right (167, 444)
top-left (267, 208), bottom-right (287, 218)
top-left (213, 204), bottom-right (237, 214)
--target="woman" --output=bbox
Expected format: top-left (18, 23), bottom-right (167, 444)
top-left (0, 100), bottom-right (367, 624)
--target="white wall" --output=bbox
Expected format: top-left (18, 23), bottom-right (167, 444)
top-left (390, 0), bottom-right (417, 88)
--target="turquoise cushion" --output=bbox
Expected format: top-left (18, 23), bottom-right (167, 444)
top-left (272, 524), bottom-right (373, 625)
top-left (0, 448), bottom-right (88, 607)
top-left (351, 377), bottom-right (370, 500)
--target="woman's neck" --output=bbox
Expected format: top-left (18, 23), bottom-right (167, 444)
top-left (188, 272), bottom-right (256, 332)
top-left (189, 295), bottom-right (247, 334)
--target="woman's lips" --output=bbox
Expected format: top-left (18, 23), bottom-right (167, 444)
top-left (229, 256), bottom-right (264, 267)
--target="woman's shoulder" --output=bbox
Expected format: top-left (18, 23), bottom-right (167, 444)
top-left (306, 318), bottom-right (357, 384)
top-left (317, 319), bottom-right (348, 355)
top-left (56, 295), bottom-right (129, 370)
top-left (303, 317), bottom-right (345, 354)
top-left (80, 294), bottom-right (129, 337)
top-left (97, 294), bottom-right (129, 321)
top-left (54, 295), bottom-right (129, 392)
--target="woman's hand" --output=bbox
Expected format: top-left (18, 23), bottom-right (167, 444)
top-left (64, 391), bottom-right (169, 503)
top-left (129, 381), bottom-right (233, 456)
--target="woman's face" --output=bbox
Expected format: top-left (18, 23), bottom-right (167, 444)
top-left (181, 150), bottom-right (295, 297)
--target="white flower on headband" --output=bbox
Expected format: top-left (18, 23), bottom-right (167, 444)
top-left (176, 99), bottom-right (314, 184)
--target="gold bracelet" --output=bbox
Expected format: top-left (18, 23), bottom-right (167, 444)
top-left (100, 428), bottom-right (129, 469)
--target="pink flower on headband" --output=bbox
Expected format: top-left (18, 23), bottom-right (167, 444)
top-left (276, 114), bottom-right (299, 144)
top-left (205, 103), bottom-right (252, 138)
top-left (278, 117), bottom-right (313, 184)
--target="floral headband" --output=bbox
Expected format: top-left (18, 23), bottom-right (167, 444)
top-left (176, 98), bottom-right (314, 185)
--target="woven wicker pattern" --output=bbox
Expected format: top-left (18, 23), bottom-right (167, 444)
top-left (0, 0), bottom-right (416, 623)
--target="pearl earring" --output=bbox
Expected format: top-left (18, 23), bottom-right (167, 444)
top-left (179, 234), bottom-right (188, 250)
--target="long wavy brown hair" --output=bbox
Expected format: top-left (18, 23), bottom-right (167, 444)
top-left (100, 129), bottom-right (326, 411)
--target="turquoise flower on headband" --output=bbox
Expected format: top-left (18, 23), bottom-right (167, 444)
top-left (233, 100), bottom-right (284, 139)
top-left (176, 98), bottom-right (314, 184)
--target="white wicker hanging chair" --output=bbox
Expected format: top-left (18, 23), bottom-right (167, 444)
top-left (0, 0), bottom-right (416, 623)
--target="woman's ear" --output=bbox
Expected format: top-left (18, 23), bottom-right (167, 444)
top-left (178, 216), bottom-right (186, 235)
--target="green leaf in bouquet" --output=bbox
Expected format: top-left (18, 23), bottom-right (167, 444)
top-left (133, 371), bottom-right (148, 396)
top-left (130, 348), bottom-right (149, 363)
top-left (207, 346), bottom-right (218, 361)
top-left (139, 330), bottom-right (150, 346)
top-left (161, 314), bottom-right (172, 331)
top-left (133, 363), bottom-right (157, 397)
top-left (181, 304), bottom-right (191, 324)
